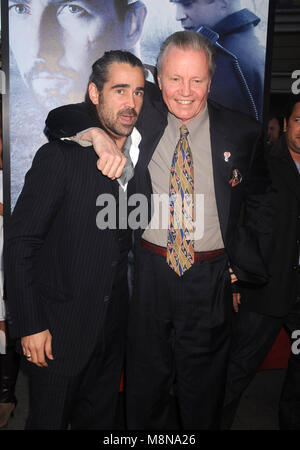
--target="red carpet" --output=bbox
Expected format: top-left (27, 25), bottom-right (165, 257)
top-left (259, 328), bottom-right (290, 370)
top-left (119, 372), bottom-right (124, 392)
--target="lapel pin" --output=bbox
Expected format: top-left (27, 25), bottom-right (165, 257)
top-left (224, 152), bottom-right (231, 162)
top-left (229, 169), bottom-right (242, 187)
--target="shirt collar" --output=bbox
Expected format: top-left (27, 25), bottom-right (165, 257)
top-left (213, 9), bottom-right (260, 37)
top-left (168, 103), bottom-right (209, 136)
top-left (130, 127), bottom-right (141, 147)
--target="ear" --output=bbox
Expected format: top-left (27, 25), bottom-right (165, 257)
top-left (88, 83), bottom-right (99, 106)
top-left (283, 118), bottom-right (287, 132)
top-left (157, 75), bottom-right (162, 91)
top-left (123, 3), bottom-right (147, 49)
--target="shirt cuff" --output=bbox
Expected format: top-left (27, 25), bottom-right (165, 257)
top-left (61, 127), bottom-right (97, 147)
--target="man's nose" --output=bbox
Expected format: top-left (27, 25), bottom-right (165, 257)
top-left (126, 92), bottom-right (137, 109)
top-left (176, 4), bottom-right (188, 21)
top-left (180, 80), bottom-right (192, 96)
top-left (36, 5), bottom-right (64, 69)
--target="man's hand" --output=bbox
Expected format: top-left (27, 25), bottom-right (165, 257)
top-left (232, 292), bottom-right (241, 313)
top-left (0, 320), bottom-right (5, 333)
top-left (21, 329), bottom-right (54, 368)
top-left (81, 128), bottom-right (126, 179)
top-left (229, 267), bottom-right (241, 312)
top-left (229, 267), bottom-right (238, 284)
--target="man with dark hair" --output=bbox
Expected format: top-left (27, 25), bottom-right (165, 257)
top-left (267, 115), bottom-right (283, 148)
top-left (45, 31), bottom-right (273, 429)
top-left (222, 94), bottom-right (300, 430)
top-left (4, 50), bottom-right (145, 430)
top-left (169, 0), bottom-right (265, 121)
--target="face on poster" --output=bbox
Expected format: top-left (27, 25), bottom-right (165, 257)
top-left (7, 0), bottom-right (270, 210)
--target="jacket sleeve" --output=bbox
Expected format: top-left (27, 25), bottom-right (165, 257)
top-left (45, 103), bottom-right (100, 140)
top-left (4, 143), bottom-right (66, 338)
top-left (227, 133), bottom-right (275, 285)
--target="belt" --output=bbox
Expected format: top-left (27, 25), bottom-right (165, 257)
top-left (141, 239), bottom-right (226, 262)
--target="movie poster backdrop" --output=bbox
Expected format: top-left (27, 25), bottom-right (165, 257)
top-left (3, 0), bottom-right (272, 211)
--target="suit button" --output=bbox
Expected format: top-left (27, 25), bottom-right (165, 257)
top-left (293, 265), bottom-right (298, 270)
top-left (103, 295), bottom-right (110, 302)
top-left (111, 261), bottom-right (118, 267)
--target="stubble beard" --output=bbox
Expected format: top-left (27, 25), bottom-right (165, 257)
top-left (97, 104), bottom-right (137, 139)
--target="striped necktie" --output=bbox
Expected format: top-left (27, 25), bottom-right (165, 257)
top-left (119, 136), bottom-right (134, 186)
top-left (166, 125), bottom-right (195, 276)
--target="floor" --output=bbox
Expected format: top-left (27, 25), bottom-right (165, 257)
top-left (0, 366), bottom-right (286, 431)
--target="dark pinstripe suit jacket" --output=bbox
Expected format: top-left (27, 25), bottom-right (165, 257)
top-left (4, 140), bottom-right (129, 375)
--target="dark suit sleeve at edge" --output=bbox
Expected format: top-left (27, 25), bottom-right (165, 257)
top-left (4, 143), bottom-right (67, 338)
top-left (227, 132), bottom-right (275, 285)
top-left (45, 103), bottom-right (99, 140)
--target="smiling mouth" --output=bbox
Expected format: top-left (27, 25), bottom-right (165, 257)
top-left (176, 100), bottom-right (193, 105)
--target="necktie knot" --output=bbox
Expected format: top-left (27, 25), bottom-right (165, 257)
top-left (180, 125), bottom-right (189, 138)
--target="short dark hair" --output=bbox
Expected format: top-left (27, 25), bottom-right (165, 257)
top-left (86, 50), bottom-right (145, 99)
top-left (285, 94), bottom-right (300, 122)
top-left (268, 114), bottom-right (283, 131)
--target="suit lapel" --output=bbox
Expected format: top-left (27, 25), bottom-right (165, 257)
top-left (93, 157), bottom-right (120, 242)
top-left (136, 99), bottom-right (168, 172)
top-left (208, 103), bottom-right (234, 237)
